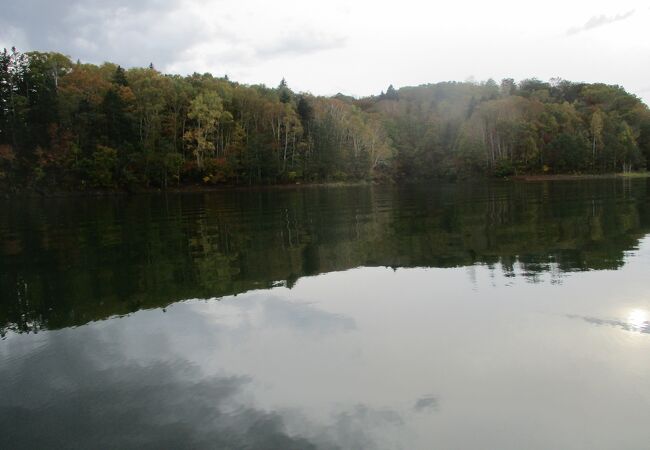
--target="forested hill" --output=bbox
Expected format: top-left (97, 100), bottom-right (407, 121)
top-left (1, 47), bottom-right (649, 191)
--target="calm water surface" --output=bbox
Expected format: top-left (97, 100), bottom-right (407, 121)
top-left (1, 180), bottom-right (650, 449)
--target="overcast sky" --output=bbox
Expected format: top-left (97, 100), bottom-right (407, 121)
top-left (1, 0), bottom-right (649, 103)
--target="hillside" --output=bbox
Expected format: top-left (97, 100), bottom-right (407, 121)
top-left (1, 48), bottom-right (649, 191)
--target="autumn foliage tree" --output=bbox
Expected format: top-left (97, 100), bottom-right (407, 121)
top-left (1, 47), bottom-right (649, 191)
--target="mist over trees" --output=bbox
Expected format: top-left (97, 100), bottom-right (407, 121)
top-left (1, 47), bottom-right (649, 190)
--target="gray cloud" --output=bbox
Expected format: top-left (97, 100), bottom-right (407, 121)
top-left (0, 330), bottom-right (320, 450)
top-left (0, 0), bottom-right (347, 73)
top-left (259, 296), bottom-right (357, 334)
top-left (566, 314), bottom-right (649, 334)
top-left (0, 0), bottom-right (205, 69)
top-left (292, 404), bottom-right (403, 450)
top-left (0, 305), bottom-right (386, 450)
top-left (413, 395), bottom-right (439, 412)
top-left (257, 32), bottom-right (347, 58)
top-left (327, 405), bottom-right (403, 449)
top-left (171, 294), bottom-right (357, 342)
top-left (566, 10), bottom-right (635, 36)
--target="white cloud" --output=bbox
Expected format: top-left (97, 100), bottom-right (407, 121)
top-left (1, 0), bottom-right (649, 104)
top-left (566, 10), bottom-right (635, 35)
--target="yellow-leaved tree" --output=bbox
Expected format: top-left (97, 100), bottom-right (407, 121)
top-left (184, 91), bottom-right (223, 170)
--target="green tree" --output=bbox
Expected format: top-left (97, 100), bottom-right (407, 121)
top-left (590, 109), bottom-right (604, 170)
top-left (184, 91), bottom-right (223, 170)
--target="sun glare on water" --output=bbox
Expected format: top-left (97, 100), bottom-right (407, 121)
top-left (627, 309), bottom-right (649, 332)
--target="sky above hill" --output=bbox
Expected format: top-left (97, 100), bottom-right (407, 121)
top-left (2, 0), bottom-right (649, 103)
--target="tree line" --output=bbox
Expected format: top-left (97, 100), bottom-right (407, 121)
top-left (1, 47), bottom-right (649, 190)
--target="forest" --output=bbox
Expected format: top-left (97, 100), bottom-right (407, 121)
top-left (1, 47), bottom-right (650, 191)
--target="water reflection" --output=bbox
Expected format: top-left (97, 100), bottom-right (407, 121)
top-left (0, 289), bottom-right (409, 450)
top-left (2, 180), bottom-right (650, 448)
top-left (0, 330), bottom-right (316, 450)
top-left (627, 309), bottom-right (649, 333)
top-left (2, 253), bottom-right (650, 449)
top-left (568, 310), bottom-right (650, 335)
top-left (413, 396), bottom-right (438, 412)
top-left (1, 179), bottom-right (649, 334)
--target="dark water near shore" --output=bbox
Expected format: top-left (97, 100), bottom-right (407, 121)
top-left (1, 180), bottom-right (650, 449)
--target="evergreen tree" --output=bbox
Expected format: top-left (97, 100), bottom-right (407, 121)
top-left (385, 84), bottom-right (399, 100)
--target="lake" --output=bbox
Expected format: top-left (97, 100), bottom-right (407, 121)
top-left (1, 180), bottom-right (650, 449)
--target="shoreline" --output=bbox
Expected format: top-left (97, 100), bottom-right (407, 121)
top-left (510, 172), bottom-right (650, 182)
top-left (0, 180), bottom-right (379, 198)
top-left (3, 173), bottom-right (649, 198)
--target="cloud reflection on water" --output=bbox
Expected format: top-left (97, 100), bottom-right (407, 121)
top-left (567, 312), bottom-right (650, 334)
